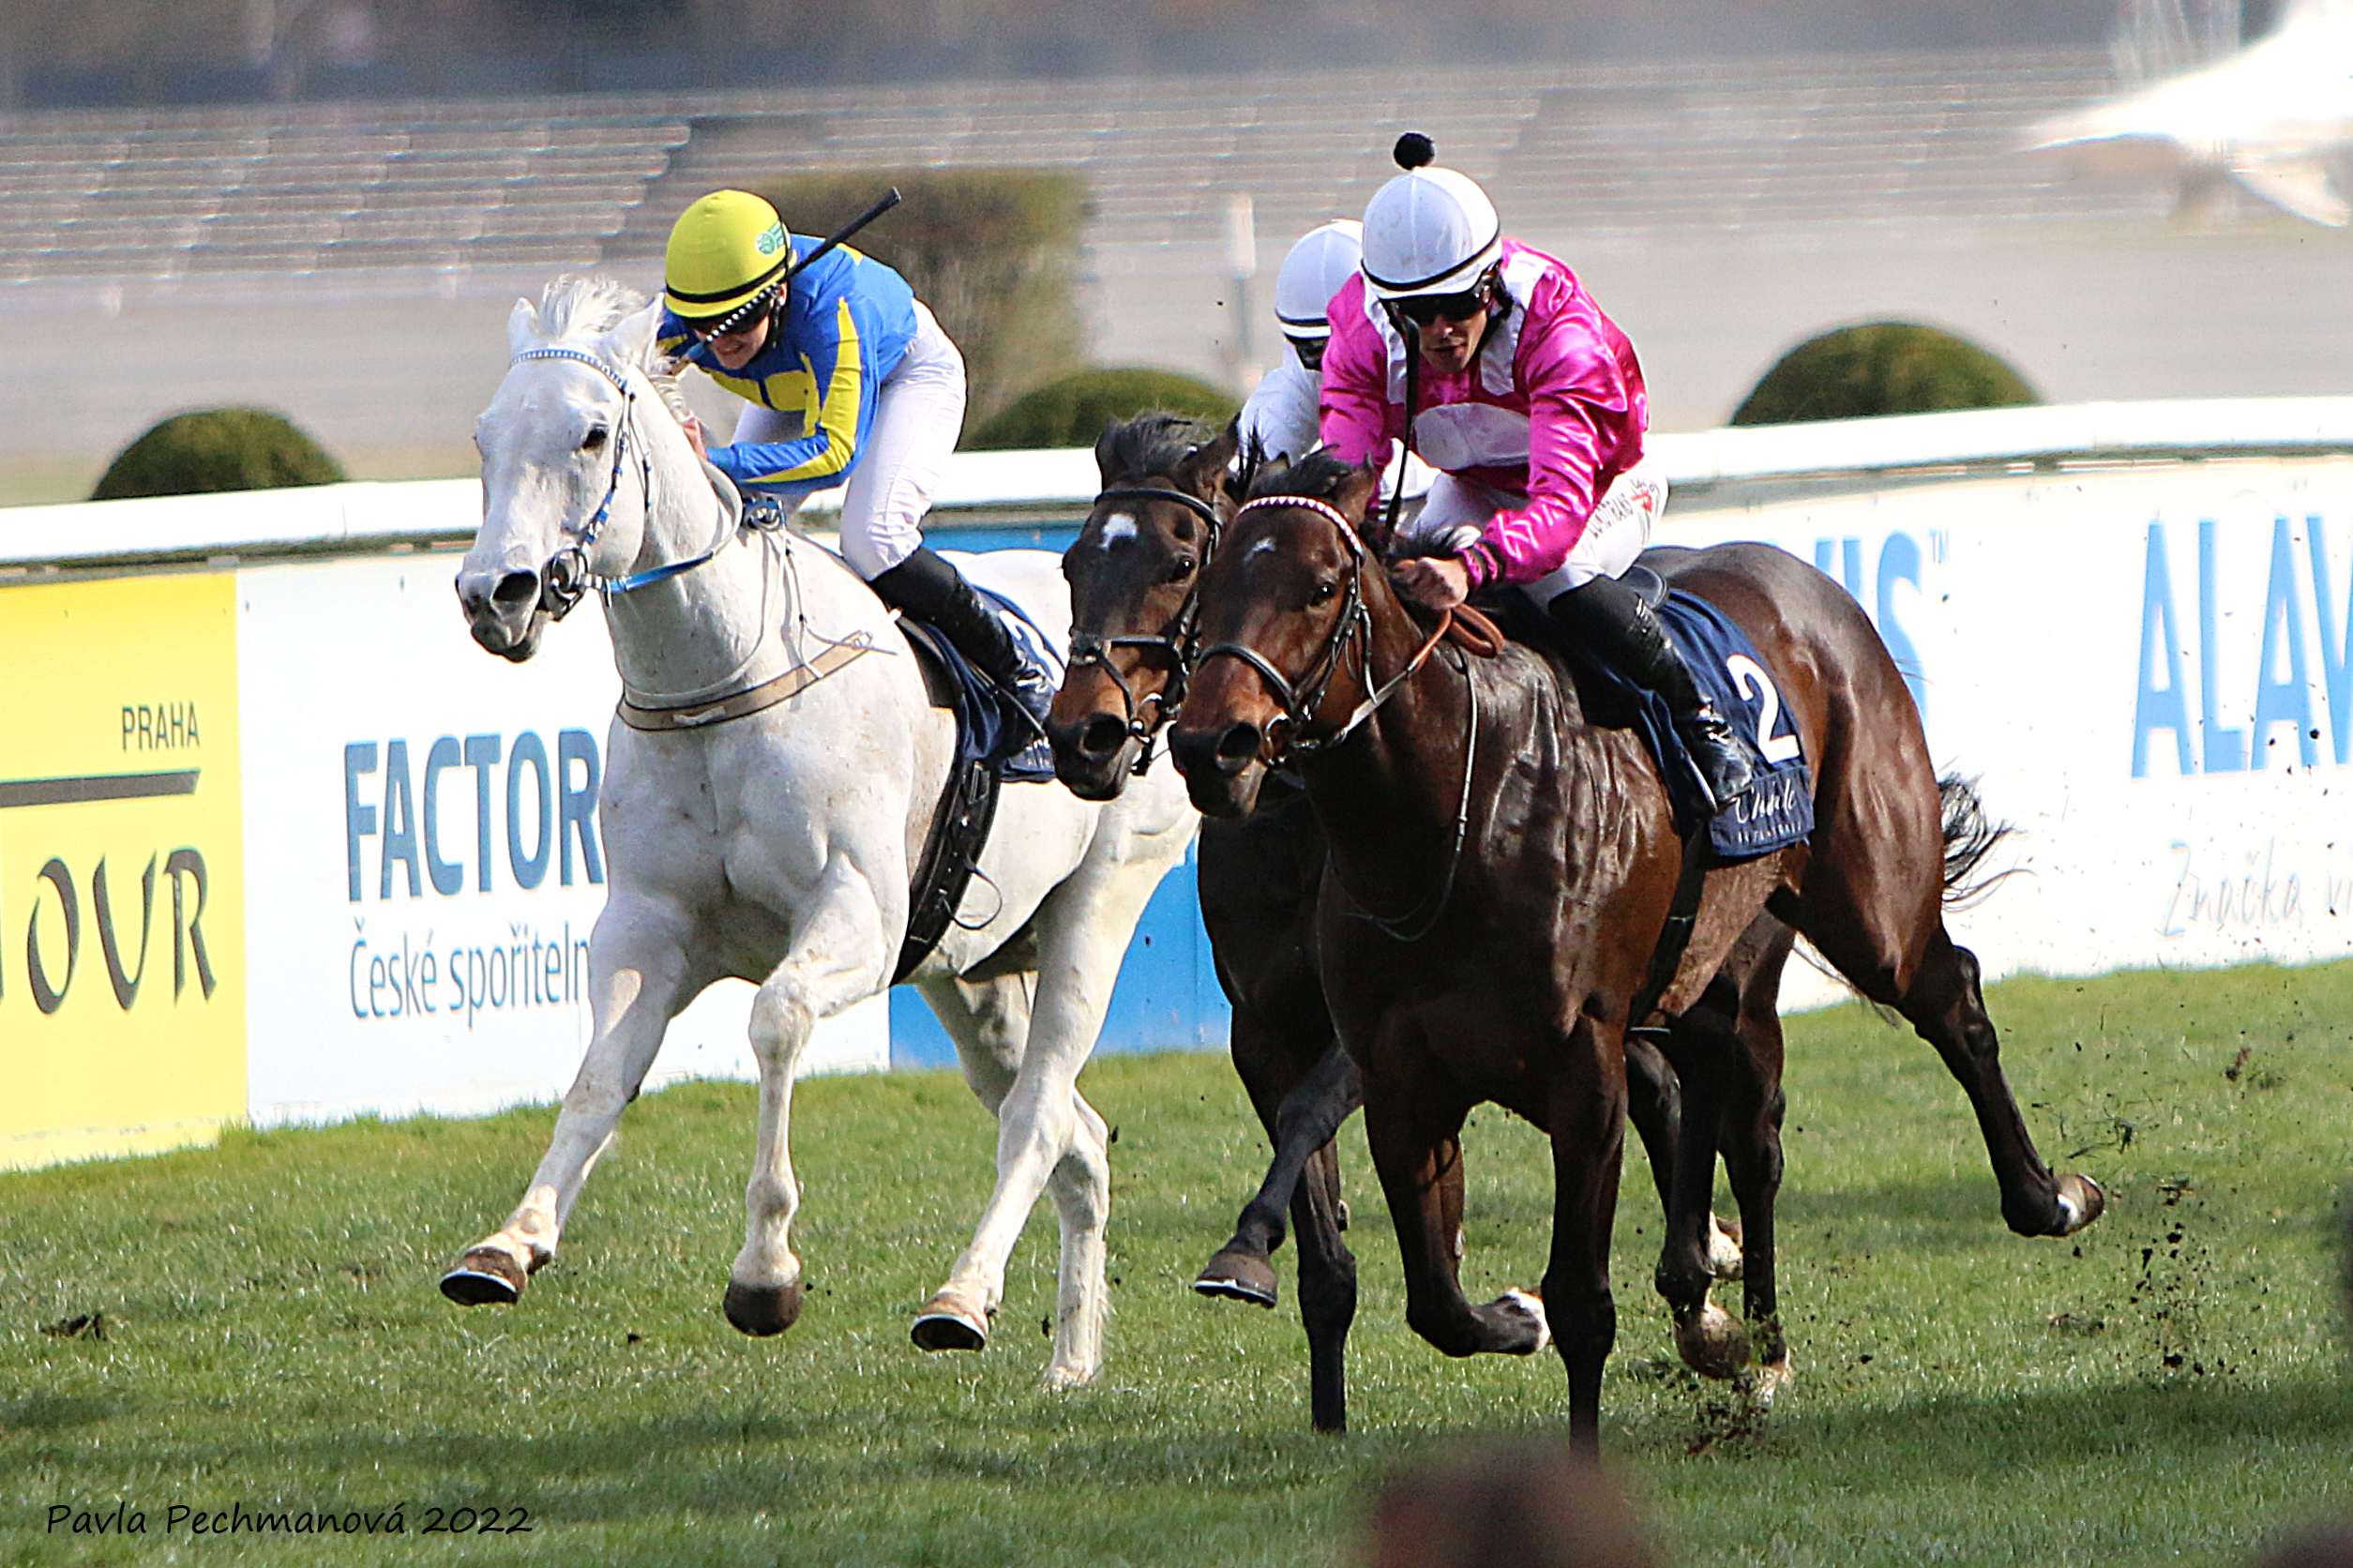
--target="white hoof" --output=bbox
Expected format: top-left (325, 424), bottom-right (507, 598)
top-left (1496, 1288), bottom-right (1551, 1355)
top-left (1041, 1359), bottom-right (1100, 1393)
top-left (1745, 1352), bottom-right (1794, 1410)
top-left (1705, 1216), bottom-right (1745, 1281)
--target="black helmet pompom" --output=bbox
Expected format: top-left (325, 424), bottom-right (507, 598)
top-left (1393, 132), bottom-right (1436, 171)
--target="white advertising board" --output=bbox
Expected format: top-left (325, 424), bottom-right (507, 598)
top-left (1669, 456), bottom-right (2353, 997)
top-left (234, 551), bottom-right (883, 1127)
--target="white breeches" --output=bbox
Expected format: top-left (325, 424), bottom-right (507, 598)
top-left (1407, 456), bottom-right (1667, 604)
top-left (731, 300), bottom-right (968, 580)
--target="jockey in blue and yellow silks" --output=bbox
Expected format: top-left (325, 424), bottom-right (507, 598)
top-left (658, 188), bottom-right (1054, 730)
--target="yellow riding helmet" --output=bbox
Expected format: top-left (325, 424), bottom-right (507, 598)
top-left (664, 190), bottom-right (793, 324)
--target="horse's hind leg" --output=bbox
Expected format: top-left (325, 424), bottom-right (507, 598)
top-left (1796, 853), bottom-right (2101, 1239)
top-left (440, 899), bottom-right (697, 1306)
top-left (729, 856), bottom-right (894, 1336)
top-left (1623, 1035), bottom-right (1742, 1281)
top-left (914, 853), bottom-right (1170, 1376)
top-left (1720, 927), bottom-right (1796, 1404)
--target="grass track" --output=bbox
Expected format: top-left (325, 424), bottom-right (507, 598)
top-left (5, 961), bottom-right (2351, 1565)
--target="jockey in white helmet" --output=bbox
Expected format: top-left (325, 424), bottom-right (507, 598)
top-left (1319, 134), bottom-right (1753, 808)
top-left (1238, 219), bottom-right (1434, 497)
top-left (657, 188), bottom-right (1053, 732)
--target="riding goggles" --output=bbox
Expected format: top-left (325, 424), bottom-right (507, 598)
top-left (684, 281), bottom-right (781, 341)
top-left (1288, 334), bottom-right (1327, 372)
top-left (1387, 287), bottom-right (1488, 329)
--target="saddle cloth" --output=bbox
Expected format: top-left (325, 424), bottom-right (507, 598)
top-left (1582, 585), bottom-right (1815, 859)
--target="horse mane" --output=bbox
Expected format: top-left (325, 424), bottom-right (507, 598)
top-left (1098, 411), bottom-right (1222, 482)
top-left (525, 274), bottom-right (695, 430)
top-left (1244, 449), bottom-right (1361, 505)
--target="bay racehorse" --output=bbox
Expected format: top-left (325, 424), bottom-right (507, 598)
top-left (445, 277), bottom-right (1196, 1387)
top-left (1166, 454), bottom-right (2104, 1451)
top-left (1049, 415), bottom-right (1737, 1431)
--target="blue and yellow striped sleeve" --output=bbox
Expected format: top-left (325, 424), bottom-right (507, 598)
top-left (710, 294), bottom-right (879, 492)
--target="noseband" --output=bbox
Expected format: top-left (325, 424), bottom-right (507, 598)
top-left (508, 346), bottom-right (739, 622)
top-left (1064, 483), bottom-right (1228, 774)
top-left (1196, 493), bottom-right (1456, 762)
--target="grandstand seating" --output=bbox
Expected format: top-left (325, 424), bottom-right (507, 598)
top-left (0, 51), bottom-right (2171, 289)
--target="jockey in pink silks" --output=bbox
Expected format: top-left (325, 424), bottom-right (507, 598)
top-left (1318, 132), bottom-right (1754, 808)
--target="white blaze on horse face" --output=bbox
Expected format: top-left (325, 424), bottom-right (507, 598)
top-left (1246, 537), bottom-right (1278, 558)
top-left (1096, 513), bottom-right (1138, 549)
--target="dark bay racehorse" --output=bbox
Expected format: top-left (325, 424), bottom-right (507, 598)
top-left (1165, 454), bottom-right (2105, 1452)
top-left (1049, 416), bottom-right (1735, 1433)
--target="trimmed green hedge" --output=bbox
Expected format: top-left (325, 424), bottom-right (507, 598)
top-left (92, 407), bottom-right (344, 501)
top-left (750, 170), bottom-right (1085, 423)
top-left (966, 367), bottom-right (1238, 451)
top-left (1732, 322), bottom-right (2037, 426)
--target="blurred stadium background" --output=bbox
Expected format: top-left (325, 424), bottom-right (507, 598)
top-left (3, 0), bottom-right (2346, 504)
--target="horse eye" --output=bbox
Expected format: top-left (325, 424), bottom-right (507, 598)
top-left (1167, 556), bottom-right (1197, 582)
top-left (581, 425), bottom-right (609, 452)
top-left (1311, 579), bottom-right (1339, 604)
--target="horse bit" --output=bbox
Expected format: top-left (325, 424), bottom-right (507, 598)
top-left (1063, 482), bottom-right (1228, 775)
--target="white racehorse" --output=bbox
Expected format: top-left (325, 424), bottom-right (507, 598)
top-left (445, 277), bottom-right (1197, 1388)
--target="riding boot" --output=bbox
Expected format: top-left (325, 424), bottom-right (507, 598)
top-left (1548, 572), bottom-right (1755, 811)
top-left (869, 545), bottom-right (1054, 736)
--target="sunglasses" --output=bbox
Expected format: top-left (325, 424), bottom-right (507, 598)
top-left (1388, 288), bottom-right (1489, 328)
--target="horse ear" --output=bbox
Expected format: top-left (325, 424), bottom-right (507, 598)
top-left (598, 300), bottom-right (665, 373)
top-left (1094, 421), bottom-right (1125, 486)
top-left (1183, 418), bottom-right (1242, 489)
top-left (505, 297), bottom-right (538, 358)
top-left (1345, 461), bottom-right (1395, 550)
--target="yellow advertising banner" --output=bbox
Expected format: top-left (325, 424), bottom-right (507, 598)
top-left (0, 574), bottom-right (246, 1168)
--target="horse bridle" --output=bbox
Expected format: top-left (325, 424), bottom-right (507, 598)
top-left (1196, 490), bottom-right (1479, 942)
top-left (508, 346), bottom-right (739, 622)
top-left (1064, 482), bottom-right (1228, 775)
top-left (1197, 493), bottom-right (1456, 762)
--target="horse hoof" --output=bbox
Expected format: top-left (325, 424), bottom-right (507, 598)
top-left (1674, 1302), bottom-right (1753, 1380)
top-left (1489, 1288), bottom-right (1551, 1355)
top-left (1745, 1351), bottom-right (1794, 1410)
top-left (2054, 1172), bottom-right (2107, 1236)
top-left (1193, 1248), bottom-right (1279, 1308)
top-left (723, 1279), bottom-right (804, 1337)
top-left (1041, 1359), bottom-right (1100, 1393)
top-left (439, 1248), bottom-right (527, 1306)
top-left (911, 1293), bottom-right (990, 1353)
top-left (1706, 1215), bottom-right (1746, 1282)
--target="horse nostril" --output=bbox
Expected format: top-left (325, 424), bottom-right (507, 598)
top-left (1213, 722), bottom-right (1261, 776)
top-left (491, 570), bottom-right (539, 611)
top-left (1077, 716), bottom-right (1127, 760)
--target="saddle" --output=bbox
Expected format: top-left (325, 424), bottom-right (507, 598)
top-left (889, 599), bottom-right (1061, 984)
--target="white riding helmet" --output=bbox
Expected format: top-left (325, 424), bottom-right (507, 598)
top-left (1273, 219), bottom-right (1364, 339)
top-left (1359, 133), bottom-right (1501, 301)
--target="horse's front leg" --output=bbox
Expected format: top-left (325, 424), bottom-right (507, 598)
top-left (913, 855), bottom-right (1167, 1388)
top-left (1543, 1018), bottom-right (1629, 1457)
top-left (1363, 1025), bottom-right (1549, 1360)
top-left (1196, 1034), bottom-right (1358, 1306)
top-left (440, 897), bottom-right (698, 1305)
top-left (726, 855), bottom-right (892, 1336)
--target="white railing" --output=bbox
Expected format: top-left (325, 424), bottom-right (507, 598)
top-left (10, 396), bottom-right (2353, 572)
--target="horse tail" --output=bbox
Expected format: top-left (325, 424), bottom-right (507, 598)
top-left (1937, 773), bottom-right (2015, 911)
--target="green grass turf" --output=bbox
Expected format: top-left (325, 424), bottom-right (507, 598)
top-left (4, 960), bottom-right (2350, 1565)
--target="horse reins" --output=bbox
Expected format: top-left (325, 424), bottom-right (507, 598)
top-left (1063, 481), bottom-right (1228, 775)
